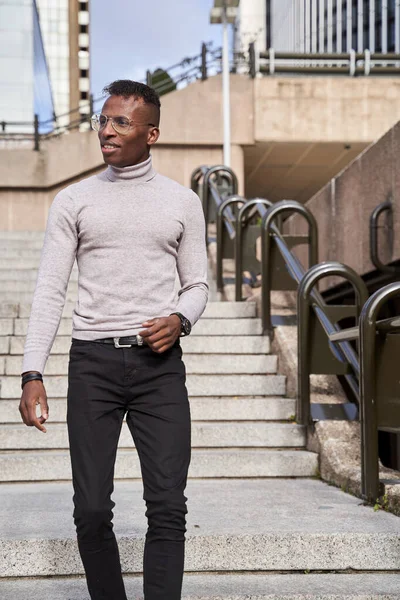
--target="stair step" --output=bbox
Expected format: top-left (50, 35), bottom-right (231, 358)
top-left (5, 353), bottom-right (278, 375)
top-left (0, 479), bottom-right (398, 576)
top-left (0, 374), bottom-right (286, 398)
top-left (0, 396), bottom-right (296, 423)
top-left (9, 334), bottom-right (271, 354)
top-left (11, 317), bottom-right (263, 336)
top-left (1, 573), bottom-right (400, 599)
top-left (0, 422), bottom-right (305, 450)
top-left (0, 449), bottom-right (317, 481)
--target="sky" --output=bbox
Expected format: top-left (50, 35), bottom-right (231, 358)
top-left (90, 0), bottom-right (223, 100)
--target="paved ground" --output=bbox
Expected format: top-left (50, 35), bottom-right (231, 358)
top-left (2, 478), bottom-right (400, 540)
top-left (1, 573), bottom-right (400, 599)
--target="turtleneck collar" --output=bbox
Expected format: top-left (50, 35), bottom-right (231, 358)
top-left (105, 154), bottom-right (156, 183)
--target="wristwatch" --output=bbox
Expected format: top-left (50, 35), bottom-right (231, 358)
top-left (170, 312), bottom-right (192, 336)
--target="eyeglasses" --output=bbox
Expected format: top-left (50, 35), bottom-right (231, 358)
top-left (91, 113), bottom-right (156, 135)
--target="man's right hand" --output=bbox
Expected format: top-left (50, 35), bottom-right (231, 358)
top-left (19, 375), bottom-right (49, 433)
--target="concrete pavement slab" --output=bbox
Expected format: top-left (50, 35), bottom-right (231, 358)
top-left (1, 573), bottom-right (400, 599)
top-left (0, 479), bottom-right (400, 576)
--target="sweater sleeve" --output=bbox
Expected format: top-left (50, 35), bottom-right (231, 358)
top-left (21, 189), bottom-right (78, 375)
top-left (175, 190), bottom-right (209, 326)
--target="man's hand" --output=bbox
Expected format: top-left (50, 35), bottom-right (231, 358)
top-left (19, 377), bottom-right (49, 433)
top-left (139, 315), bottom-right (181, 353)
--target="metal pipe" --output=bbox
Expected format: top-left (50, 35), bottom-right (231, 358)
top-left (34, 114), bottom-right (40, 152)
top-left (370, 0), bottom-right (375, 52)
top-left (337, 0), bottom-right (343, 53)
top-left (359, 282), bottom-right (400, 501)
top-left (358, 0), bottom-right (364, 52)
top-left (202, 166), bottom-right (238, 222)
top-left (261, 200), bottom-right (318, 335)
top-left (382, 0), bottom-right (388, 54)
top-left (259, 50), bottom-right (400, 59)
top-left (297, 262), bottom-right (368, 425)
top-left (217, 196), bottom-right (246, 292)
top-left (369, 200), bottom-right (397, 274)
top-left (235, 199), bottom-right (272, 302)
top-left (319, 0), bottom-right (326, 52)
top-left (222, 5), bottom-right (231, 167)
top-left (346, 0), bottom-right (352, 53)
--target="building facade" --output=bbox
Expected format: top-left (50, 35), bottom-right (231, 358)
top-left (0, 0), bottom-right (90, 133)
top-left (236, 0), bottom-right (400, 54)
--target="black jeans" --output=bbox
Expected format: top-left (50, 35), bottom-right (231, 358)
top-left (66, 337), bottom-right (191, 600)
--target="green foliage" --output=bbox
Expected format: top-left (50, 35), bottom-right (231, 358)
top-left (374, 493), bottom-right (389, 512)
top-left (151, 69), bottom-right (177, 97)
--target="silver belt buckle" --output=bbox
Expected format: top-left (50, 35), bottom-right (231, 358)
top-left (113, 337), bottom-right (132, 348)
top-left (136, 334), bottom-right (144, 346)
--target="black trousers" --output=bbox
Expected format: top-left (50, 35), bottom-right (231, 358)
top-left (66, 337), bottom-right (191, 600)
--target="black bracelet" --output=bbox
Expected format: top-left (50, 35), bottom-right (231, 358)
top-left (21, 373), bottom-right (43, 390)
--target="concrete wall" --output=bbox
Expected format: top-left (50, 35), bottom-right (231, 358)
top-left (285, 120), bottom-right (400, 285)
top-left (2, 74), bottom-right (400, 231)
top-left (254, 77), bottom-right (400, 143)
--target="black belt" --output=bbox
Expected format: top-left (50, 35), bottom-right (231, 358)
top-left (93, 335), bottom-right (144, 348)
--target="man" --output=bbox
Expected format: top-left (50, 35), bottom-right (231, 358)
top-left (19, 80), bottom-right (208, 600)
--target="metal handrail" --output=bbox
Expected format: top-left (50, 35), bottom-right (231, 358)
top-left (235, 199), bottom-right (272, 301)
top-left (261, 201), bottom-right (318, 335)
top-left (257, 48), bottom-right (400, 77)
top-left (369, 200), bottom-right (397, 274)
top-left (202, 166), bottom-right (239, 243)
top-left (297, 262), bottom-right (369, 425)
top-left (197, 162), bottom-right (400, 503)
top-left (359, 282), bottom-right (400, 501)
top-left (217, 195), bottom-right (246, 291)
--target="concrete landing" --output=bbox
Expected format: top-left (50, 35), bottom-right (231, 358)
top-left (1, 573), bottom-right (400, 600)
top-left (1, 479), bottom-right (400, 577)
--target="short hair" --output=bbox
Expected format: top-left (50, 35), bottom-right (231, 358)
top-left (102, 80), bottom-right (161, 111)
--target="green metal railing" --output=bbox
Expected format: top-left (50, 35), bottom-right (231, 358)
top-left (195, 164), bottom-right (400, 503)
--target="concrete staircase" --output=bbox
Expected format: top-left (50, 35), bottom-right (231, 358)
top-left (0, 231), bottom-right (400, 599)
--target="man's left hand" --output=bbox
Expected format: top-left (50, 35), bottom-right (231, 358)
top-left (139, 315), bottom-right (181, 353)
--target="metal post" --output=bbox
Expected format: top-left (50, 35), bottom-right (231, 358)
top-left (359, 282), bottom-right (400, 501)
top-left (382, 0), bottom-right (388, 54)
top-left (319, 0), bottom-right (325, 52)
top-left (34, 114), bottom-right (40, 152)
top-left (1, 121), bottom-right (5, 132)
top-left (146, 70), bottom-right (152, 87)
top-left (358, 0), bottom-right (364, 52)
top-left (249, 42), bottom-right (256, 78)
top-left (201, 43), bottom-right (208, 81)
top-left (337, 0), bottom-right (343, 53)
top-left (218, 196), bottom-right (246, 292)
top-left (222, 4), bottom-right (231, 167)
top-left (347, 0), bottom-right (352, 53)
top-left (235, 199), bottom-right (272, 302)
top-left (305, 0), bottom-right (311, 52)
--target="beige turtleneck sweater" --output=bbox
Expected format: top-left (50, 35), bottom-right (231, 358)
top-left (22, 155), bottom-right (208, 374)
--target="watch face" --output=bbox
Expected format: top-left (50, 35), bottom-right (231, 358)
top-left (182, 317), bottom-right (191, 335)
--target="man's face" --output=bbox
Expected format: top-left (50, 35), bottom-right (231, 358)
top-left (98, 95), bottom-right (159, 168)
